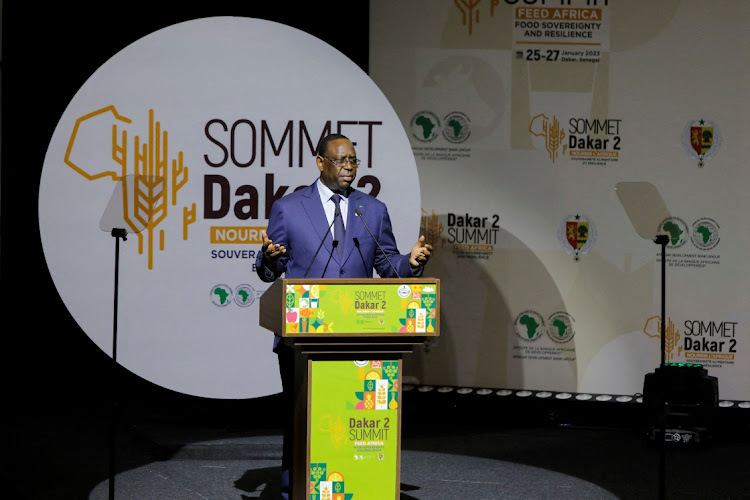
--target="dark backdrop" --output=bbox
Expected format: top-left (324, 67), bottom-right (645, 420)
top-left (1, 2), bottom-right (370, 424)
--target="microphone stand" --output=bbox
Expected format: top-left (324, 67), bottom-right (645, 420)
top-left (303, 211), bottom-right (339, 278)
top-left (109, 228), bottom-right (128, 500)
top-left (654, 233), bottom-right (669, 500)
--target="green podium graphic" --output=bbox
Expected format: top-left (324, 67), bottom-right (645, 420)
top-left (259, 278), bottom-right (440, 500)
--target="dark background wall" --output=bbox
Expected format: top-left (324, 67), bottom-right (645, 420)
top-left (1, 2), bottom-right (369, 423)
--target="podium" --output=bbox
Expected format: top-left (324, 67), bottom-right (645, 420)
top-left (259, 278), bottom-right (440, 500)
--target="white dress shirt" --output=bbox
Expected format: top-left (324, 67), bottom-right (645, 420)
top-left (316, 179), bottom-right (348, 233)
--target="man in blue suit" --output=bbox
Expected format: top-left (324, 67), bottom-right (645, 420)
top-left (255, 133), bottom-right (432, 499)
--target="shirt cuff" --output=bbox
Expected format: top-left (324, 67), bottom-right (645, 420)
top-left (263, 264), bottom-right (277, 281)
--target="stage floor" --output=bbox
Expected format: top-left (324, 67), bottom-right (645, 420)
top-left (8, 390), bottom-right (749, 499)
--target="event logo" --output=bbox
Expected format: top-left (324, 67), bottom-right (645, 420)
top-left (645, 315), bottom-right (739, 364)
top-left (546, 312), bottom-right (575, 343)
top-left (425, 211), bottom-right (502, 259)
top-left (453, 0), bottom-right (606, 36)
top-left (420, 208), bottom-right (446, 249)
top-left (529, 113), bottom-right (566, 162)
top-left (566, 116), bottom-right (621, 165)
top-left (682, 118), bottom-right (721, 167)
top-left (514, 310), bottom-right (546, 341)
top-left (682, 318), bottom-right (738, 362)
top-left (65, 107), bottom-right (193, 270)
top-left (454, 0), bottom-right (484, 36)
top-left (529, 113), bottom-right (622, 165)
top-left (410, 111), bottom-right (440, 142)
top-left (690, 217), bottom-right (720, 250)
top-left (445, 212), bottom-right (500, 244)
top-left (441, 111), bottom-right (471, 143)
top-left (643, 315), bottom-right (681, 362)
top-left (557, 214), bottom-right (597, 261)
top-left (420, 207), bottom-right (503, 259)
top-left (658, 216), bottom-right (689, 249)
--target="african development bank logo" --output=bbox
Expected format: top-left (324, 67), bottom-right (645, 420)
top-left (691, 218), bottom-right (720, 250)
top-left (514, 310), bottom-right (545, 341)
top-left (211, 284), bottom-right (233, 307)
top-left (410, 111), bottom-right (440, 142)
top-left (210, 283), bottom-right (259, 307)
top-left (557, 214), bottom-right (597, 261)
top-left (411, 110), bottom-right (471, 144)
top-left (547, 312), bottom-right (575, 343)
top-left (234, 284), bottom-right (259, 307)
top-left (682, 118), bottom-right (721, 167)
top-left (659, 216), bottom-right (720, 251)
top-left (658, 217), bottom-right (689, 249)
top-left (442, 111), bottom-right (471, 143)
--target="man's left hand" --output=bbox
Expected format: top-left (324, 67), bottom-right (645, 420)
top-left (410, 235), bottom-right (433, 267)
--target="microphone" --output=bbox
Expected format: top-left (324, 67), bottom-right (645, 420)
top-left (302, 210), bottom-right (339, 278)
top-left (355, 206), bottom-right (401, 278)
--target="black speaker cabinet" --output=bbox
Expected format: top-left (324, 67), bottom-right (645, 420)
top-left (643, 363), bottom-right (718, 444)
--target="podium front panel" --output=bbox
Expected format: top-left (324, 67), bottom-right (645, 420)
top-left (307, 358), bottom-right (401, 500)
top-left (283, 279), bottom-right (439, 337)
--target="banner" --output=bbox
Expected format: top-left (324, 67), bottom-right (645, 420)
top-left (283, 282), bottom-right (438, 335)
top-left (38, 17), bottom-right (421, 399)
top-left (369, 0), bottom-right (750, 400)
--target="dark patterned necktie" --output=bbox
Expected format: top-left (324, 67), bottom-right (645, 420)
top-left (331, 194), bottom-right (345, 257)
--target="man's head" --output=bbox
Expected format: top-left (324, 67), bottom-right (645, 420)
top-left (316, 133), bottom-right (358, 194)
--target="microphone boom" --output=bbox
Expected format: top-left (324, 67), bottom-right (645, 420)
top-left (303, 211), bottom-right (339, 278)
top-left (355, 206), bottom-right (401, 278)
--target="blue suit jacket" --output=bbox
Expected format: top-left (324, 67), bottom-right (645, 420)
top-left (256, 182), bottom-right (417, 282)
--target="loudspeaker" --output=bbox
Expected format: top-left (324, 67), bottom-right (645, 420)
top-left (642, 363), bottom-right (718, 444)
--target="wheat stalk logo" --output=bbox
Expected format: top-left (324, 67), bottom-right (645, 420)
top-left (421, 208), bottom-right (445, 248)
top-left (643, 315), bottom-right (682, 361)
top-left (64, 106), bottom-right (193, 269)
top-left (529, 113), bottom-right (567, 163)
top-left (454, 0), bottom-right (482, 35)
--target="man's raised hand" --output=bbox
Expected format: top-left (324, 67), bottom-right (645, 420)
top-left (410, 235), bottom-right (433, 267)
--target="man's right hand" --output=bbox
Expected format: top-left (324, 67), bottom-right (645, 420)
top-left (260, 230), bottom-right (286, 265)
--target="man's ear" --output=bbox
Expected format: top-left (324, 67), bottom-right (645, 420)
top-left (315, 156), bottom-right (324, 172)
